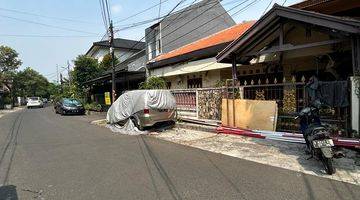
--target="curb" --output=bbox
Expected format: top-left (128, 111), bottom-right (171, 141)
top-left (176, 122), bottom-right (217, 133)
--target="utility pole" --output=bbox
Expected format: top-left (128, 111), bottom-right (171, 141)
top-left (60, 73), bottom-right (63, 85)
top-left (109, 20), bottom-right (116, 103)
top-left (56, 65), bottom-right (59, 84)
top-left (67, 60), bottom-right (71, 87)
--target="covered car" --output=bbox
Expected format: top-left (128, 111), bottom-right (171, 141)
top-left (107, 90), bottom-right (176, 130)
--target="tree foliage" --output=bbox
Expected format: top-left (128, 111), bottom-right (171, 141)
top-left (69, 55), bottom-right (102, 101)
top-left (12, 67), bottom-right (50, 97)
top-left (99, 53), bottom-right (119, 71)
top-left (0, 45), bottom-right (22, 73)
top-left (0, 45), bottom-right (22, 84)
top-left (139, 77), bottom-right (167, 89)
top-left (72, 55), bottom-right (100, 87)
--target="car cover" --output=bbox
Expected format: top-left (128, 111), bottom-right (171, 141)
top-left (106, 120), bottom-right (146, 135)
top-left (106, 90), bottom-right (176, 124)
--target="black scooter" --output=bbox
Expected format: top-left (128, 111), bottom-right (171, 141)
top-left (296, 101), bottom-right (336, 175)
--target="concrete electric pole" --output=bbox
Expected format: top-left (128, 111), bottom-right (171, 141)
top-left (109, 20), bottom-right (116, 103)
top-left (67, 60), bottom-right (71, 87)
top-left (56, 65), bottom-right (59, 84)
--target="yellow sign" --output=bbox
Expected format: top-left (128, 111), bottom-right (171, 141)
top-left (105, 92), bottom-right (111, 105)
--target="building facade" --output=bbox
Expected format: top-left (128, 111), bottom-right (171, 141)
top-left (145, 0), bottom-right (235, 61)
top-left (84, 38), bottom-right (146, 105)
top-left (148, 21), bottom-right (255, 89)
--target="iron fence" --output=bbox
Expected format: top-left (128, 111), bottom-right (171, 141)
top-left (171, 78), bottom-right (351, 133)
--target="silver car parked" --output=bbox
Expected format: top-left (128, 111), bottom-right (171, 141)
top-left (107, 90), bottom-right (176, 130)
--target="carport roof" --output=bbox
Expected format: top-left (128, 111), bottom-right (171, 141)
top-left (216, 4), bottom-right (360, 63)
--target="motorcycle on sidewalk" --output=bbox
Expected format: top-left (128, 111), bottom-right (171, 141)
top-left (295, 101), bottom-right (343, 175)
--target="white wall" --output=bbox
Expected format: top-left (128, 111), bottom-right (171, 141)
top-left (163, 69), bottom-right (221, 89)
top-left (150, 57), bottom-right (230, 77)
top-left (89, 47), bottom-right (136, 62)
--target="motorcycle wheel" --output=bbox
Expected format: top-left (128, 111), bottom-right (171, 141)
top-left (322, 157), bottom-right (335, 175)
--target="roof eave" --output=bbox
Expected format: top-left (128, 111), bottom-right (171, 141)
top-left (216, 4), bottom-right (360, 63)
top-left (149, 42), bottom-right (231, 69)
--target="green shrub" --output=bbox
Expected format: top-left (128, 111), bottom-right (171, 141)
top-left (139, 77), bottom-right (167, 89)
top-left (3, 96), bottom-right (12, 104)
top-left (84, 102), bottom-right (102, 112)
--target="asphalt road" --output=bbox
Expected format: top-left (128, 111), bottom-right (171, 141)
top-left (0, 107), bottom-right (359, 200)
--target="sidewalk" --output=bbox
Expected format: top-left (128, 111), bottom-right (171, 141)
top-left (0, 107), bottom-right (24, 119)
top-left (151, 127), bottom-right (360, 185)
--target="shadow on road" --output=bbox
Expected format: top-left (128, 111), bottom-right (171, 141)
top-left (0, 185), bottom-right (18, 200)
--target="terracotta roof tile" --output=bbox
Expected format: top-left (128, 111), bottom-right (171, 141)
top-left (153, 20), bottom-right (255, 62)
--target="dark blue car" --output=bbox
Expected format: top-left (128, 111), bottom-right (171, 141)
top-left (54, 98), bottom-right (85, 115)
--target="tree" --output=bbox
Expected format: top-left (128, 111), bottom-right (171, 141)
top-left (0, 46), bottom-right (22, 88)
top-left (0, 46), bottom-right (22, 105)
top-left (0, 45), bottom-right (22, 74)
top-left (12, 67), bottom-right (50, 98)
top-left (71, 55), bottom-right (101, 101)
top-left (99, 53), bottom-right (119, 72)
top-left (139, 77), bottom-right (167, 89)
top-left (72, 55), bottom-right (100, 87)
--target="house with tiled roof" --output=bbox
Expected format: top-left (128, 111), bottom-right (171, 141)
top-left (84, 38), bottom-right (146, 105)
top-left (216, 3), bottom-right (360, 133)
top-left (145, 0), bottom-right (235, 62)
top-left (147, 21), bottom-right (254, 89)
top-left (85, 38), bottom-right (145, 62)
top-left (84, 0), bottom-right (236, 104)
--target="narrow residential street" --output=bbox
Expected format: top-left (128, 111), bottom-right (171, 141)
top-left (0, 107), bottom-right (358, 200)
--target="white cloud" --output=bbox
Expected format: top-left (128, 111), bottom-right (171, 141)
top-left (111, 4), bottom-right (122, 14)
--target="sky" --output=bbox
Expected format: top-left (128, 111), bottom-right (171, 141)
top-left (0, 0), bottom-right (302, 82)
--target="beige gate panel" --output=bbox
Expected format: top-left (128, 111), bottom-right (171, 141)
top-left (222, 99), bottom-right (278, 131)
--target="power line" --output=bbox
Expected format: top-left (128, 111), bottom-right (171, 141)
top-left (0, 14), bottom-right (100, 35)
top-left (113, 0), bottom-right (174, 24)
top-left (262, 0), bottom-right (274, 16)
top-left (144, 0), bottom-right (242, 57)
top-left (0, 34), bottom-right (99, 38)
top-left (113, 0), bottom-right (241, 32)
top-left (158, 0), bottom-right (162, 22)
top-left (112, 0), bottom-right (187, 61)
top-left (104, 0), bottom-right (112, 24)
top-left (0, 7), bottom-right (101, 25)
top-left (146, 0), bottom-right (260, 58)
top-left (121, 0), bottom-right (257, 63)
top-left (111, 0), bottom-right (259, 72)
top-left (114, 0), bottom-right (221, 29)
top-left (46, 67), bottom-right (67, 80)
top-left (43, 71), bottom-right (58, 77)
top-left (99, 0), bottom-right (109, 31)
top-left (111, 0), bottom-right (221, 63)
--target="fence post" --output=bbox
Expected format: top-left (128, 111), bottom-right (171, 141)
top-left (351, 76), bottom-right (360, 134)
top-left (239, 86), bottom-right (244, 99)
top-left (196, 89), bottom-right (199, 119)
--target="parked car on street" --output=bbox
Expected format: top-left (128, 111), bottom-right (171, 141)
top-left (54, 98), bottom-right (85, 115)
top-left (107, 90), bottom-right (176, 130)
top-left (27, 97), bottom-right (44, 108)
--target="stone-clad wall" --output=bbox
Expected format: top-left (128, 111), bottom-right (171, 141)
top-left (198, 88), bottom-right (226, 120)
